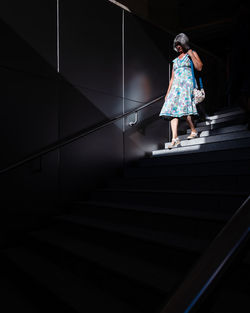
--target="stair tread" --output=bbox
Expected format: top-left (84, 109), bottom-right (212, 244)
top-left (196, 112), bottom-right (245, 127)
top-left (0, 275), bottom-right (39, 312)
top-left (73, 200), bottom-right (231, 221)
top-left (139, 148), bottom-right (250, 167)
top-left (165, 130), bottom-right (250, 147)
top-left (153, 137), bottom-right (250, 157)
top-left (29, 229), bottom-right (182, 292)
top-left (93, 188), bottom-right (248, 197)
top-left (56, 215), bottom-right (210, 253)
top-left (204, 108), bottom-right (244, 121)
top-left (177, 124), bottom-right (248, 141)
top-left (125, 158), bottom-right (250, 174)
top-left (3, 246), bottom-right (138, 313)
top-left (106, 176), bottom-right (249, 193)
top-left (211, 106), bottom-right (242, 115)
top-left (187, 118), bottom-right (246, 133)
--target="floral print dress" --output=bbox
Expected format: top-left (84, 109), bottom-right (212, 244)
top-left (159, 54), bottom-right (198, 118)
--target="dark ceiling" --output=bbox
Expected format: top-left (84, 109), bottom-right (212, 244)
top-left (117, 0), bottom-right (249, 58)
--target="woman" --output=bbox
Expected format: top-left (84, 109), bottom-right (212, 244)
top-left (159, 33), bottom-right (203, 149)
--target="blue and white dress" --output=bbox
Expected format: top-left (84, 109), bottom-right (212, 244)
top-left (159, 54), bottom-right (198, 118)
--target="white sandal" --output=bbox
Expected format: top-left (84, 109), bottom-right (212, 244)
top-left (168, 137), bottom-right (181, 149)
top-left (187, 131), bottom-right (198, 140)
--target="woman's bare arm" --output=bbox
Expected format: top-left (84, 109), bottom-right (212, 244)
top-left (165, 65), bottom-right (175, 100)
top-left (187, 50), bottom-right (203, 71)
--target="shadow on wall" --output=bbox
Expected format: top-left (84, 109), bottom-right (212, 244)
top-left (0, 1), bottom-right (172, 214)
top-left (0, 14), bottom-right (124, 213)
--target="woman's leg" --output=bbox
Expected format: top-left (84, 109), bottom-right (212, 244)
top-left (170, 117), bottom-right (179, 139)
top-left (168, 117), bottom-right (180, 149)
top-left (186, 115), bottom-right (198, 139)
top-left (186, 115), bottom-right (197, 133)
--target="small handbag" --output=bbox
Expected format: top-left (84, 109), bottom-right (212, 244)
top-left (190, 58), bottom-right (205, 105)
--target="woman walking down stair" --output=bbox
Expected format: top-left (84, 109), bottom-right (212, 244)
top-left (159, 33), bottom-right (203, 149)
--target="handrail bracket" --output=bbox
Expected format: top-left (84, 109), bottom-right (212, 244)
top-left (129, 111), bottom-right (138, 127)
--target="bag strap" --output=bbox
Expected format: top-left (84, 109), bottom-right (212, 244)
top-left (190, 57), bottom-right (196, 89)
top-left (189, 57), bottom-right (203, 89)
top-left (199, 77), bottom-right (203, 89)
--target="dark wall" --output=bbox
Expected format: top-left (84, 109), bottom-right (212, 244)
top-left (59, 0), bottom-right (123, 123)
top-left (0, 0), bottom-right (173, 215)
top-left (124, 13), bottom-right (171, 161)
top-left (0, 1), bottom-right (59, 216)
top-left (58, 0), bottom-right (124, 200)
top-left (0, 1), bottom-right (58, 167)
top-left (0, 0), bottom-right (57, 73)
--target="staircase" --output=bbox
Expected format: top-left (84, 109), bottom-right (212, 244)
top-left (1, 106), bottom-right (250, 313)
top-left (153, 107), bottom-right (250, 157)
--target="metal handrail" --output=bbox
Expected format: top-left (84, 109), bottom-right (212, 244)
top-left (0, 94), bottom-right (164, 175)
top-left (161, 195), bottom-right (250, 313)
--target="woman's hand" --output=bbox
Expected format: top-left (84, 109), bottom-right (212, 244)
top-left (188, 50), bottom-right (203, 71)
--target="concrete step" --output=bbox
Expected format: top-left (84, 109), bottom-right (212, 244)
top-left (187, 115), bottom-right (246, 133)
top-left (164, 130), bottom-right (250, 149)
top-left (70, 200), bottom-right (227, 241)
top-left (74, 200), bottom-right (231, 222)
top-left (138, 147), bottom-right (250, 166)
top-left (3, 246), bottom-right (138, 313)
top-left (176, 124), bottom-right (248, 141)
top-left (91, 188), bottom-right (246, 213)
top-left (0, 251), bottom-right (77, 313)
top-left (211, 106), bottom-right (242, 115)
top-left (51, 215), bottom-right (199, 274)
top-left (125, 159), bottom-right (250, 178)
top-left (56, 215), bottom-right (210, 253)
top-left (196, 111), bottom-right (245, 127)
top-left (0, 269), bottom-right (40, 313)
top-left (106, 175), bottom-right (250, 193)
top-left (152, 137), bottom-right (250, 157)
top-left (29, 229), bottom-right (182, 294)
top-left (205, 107), bottom-right (244, 121)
